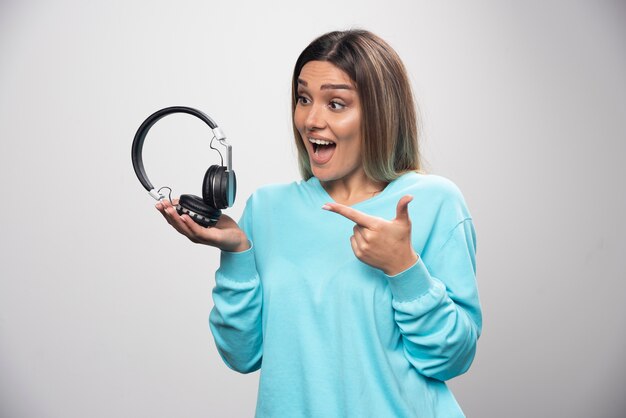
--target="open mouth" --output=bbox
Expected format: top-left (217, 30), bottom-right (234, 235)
top-left (308, 137), bottom-right (336, 165)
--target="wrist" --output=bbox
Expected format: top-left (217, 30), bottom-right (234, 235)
top-left (229, 240), bottom-right (251, 253)
top-left (221, 230), bottom-right (251, 253)
top-left (383, 252), bottom-right (419, 276)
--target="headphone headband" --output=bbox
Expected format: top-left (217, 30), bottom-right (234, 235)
top-left (131, 106), bottom-right (230, 199)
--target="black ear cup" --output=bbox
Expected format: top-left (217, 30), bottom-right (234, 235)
top-left (202, 165), bottom-right (230, 210)
top-left (176, 194), bottom-right (222, 227)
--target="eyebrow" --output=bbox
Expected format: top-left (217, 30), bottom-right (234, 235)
top-left (297, 78), bottom-right (354, 90)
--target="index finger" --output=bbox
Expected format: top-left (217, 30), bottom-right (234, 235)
top-left (322, 202), bottom-right (377, 228)
top-left (155, 197), bottom-right (179, 210)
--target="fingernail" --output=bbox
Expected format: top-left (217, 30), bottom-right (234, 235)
top-left (322, 204), bottom-right (331, 210)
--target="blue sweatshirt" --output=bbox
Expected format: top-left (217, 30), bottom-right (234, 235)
top-left (209, 172), bottom-right (482, 418)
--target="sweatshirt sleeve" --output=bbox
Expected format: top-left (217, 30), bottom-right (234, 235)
top-left (208, 198), bottom-right (263, 374)
top-left (386, 216), bottom-right (482, 381)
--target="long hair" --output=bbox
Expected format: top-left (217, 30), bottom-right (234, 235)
top-left (291, 29), bottom-right (423, 182)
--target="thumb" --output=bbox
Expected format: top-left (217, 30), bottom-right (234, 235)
top-left (395, 195), bottom-right (413, 223)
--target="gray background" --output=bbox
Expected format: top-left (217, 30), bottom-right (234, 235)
top-left (1, 0), bottom-right (625, 417)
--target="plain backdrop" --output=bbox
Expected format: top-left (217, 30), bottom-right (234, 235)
top-left (1, 0), bottom-right (625, 417)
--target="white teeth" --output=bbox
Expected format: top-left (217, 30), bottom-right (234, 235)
top-left (308, 137), bottom-right (335, 146)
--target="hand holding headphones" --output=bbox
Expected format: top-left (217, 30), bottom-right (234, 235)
top-left (156, 197), bottom-right (250, 252)
top-left (132, 106), bottom-right (249, 251)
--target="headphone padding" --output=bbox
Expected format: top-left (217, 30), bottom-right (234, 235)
top-left (214, 166), bottom-right (229, 209)
top-left (177, 194), bottom-right (222, 227)
top-left (203, 165), bottom-right (229, 210)
top-left (202, 165), bottom-right (217, 208)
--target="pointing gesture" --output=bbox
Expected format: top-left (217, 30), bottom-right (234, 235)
top-left (323, 195), bottom-right (419, 276)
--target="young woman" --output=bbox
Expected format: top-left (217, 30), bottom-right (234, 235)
top-left (156, 29), bottom-right (482, 418)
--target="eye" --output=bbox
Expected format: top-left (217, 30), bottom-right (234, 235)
top-left (297, 95), bottom-right (311, 105)
top-left (328, 100), bottom-right (346, 111)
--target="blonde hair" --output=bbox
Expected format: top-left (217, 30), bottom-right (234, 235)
top-left (291, 29), bottom-right (423, 182)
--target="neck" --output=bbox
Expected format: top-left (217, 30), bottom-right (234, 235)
top-left (320, 170), bottom-right (387, 206)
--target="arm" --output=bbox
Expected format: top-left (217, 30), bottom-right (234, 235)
top-left (387, 218), bottom-right (481, 381)
top-left (323, 193), bottom-right (481, 381)
top-left (209, 246), bottom-right (263, 373)
top-left (155, 196), bottom-right (263, 373)
top-left (208, 198), bottom-right (263, 374)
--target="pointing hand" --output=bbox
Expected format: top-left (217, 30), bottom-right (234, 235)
top-left (323, 195), bottom-right (419, 276)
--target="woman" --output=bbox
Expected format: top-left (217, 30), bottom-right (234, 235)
top-left (156, 29), bottom-right (482, 418)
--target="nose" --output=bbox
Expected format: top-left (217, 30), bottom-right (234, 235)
top-left (304, 103), bottom-right (326, 131)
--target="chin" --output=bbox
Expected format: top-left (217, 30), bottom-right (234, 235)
top-left (308, 154), bottom-right (361, 183)
top-left (310, 165), bottom-right (341, 183)
top-left (310, 166), bottom-right (330, 180)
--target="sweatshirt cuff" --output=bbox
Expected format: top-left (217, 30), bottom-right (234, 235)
top-left (385, 257), bottom-right (437, 302)
top-left (218, 242), bottom-right (258, 283)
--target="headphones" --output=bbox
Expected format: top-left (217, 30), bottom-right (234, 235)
top-left (131, 106), bottom-right (236, 227)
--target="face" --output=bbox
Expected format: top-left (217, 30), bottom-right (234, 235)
top-left (294, 60), bottom-right (363, 183)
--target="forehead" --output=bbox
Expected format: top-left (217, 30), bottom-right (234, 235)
top-left (298, 61), bottom-right (354, 87)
